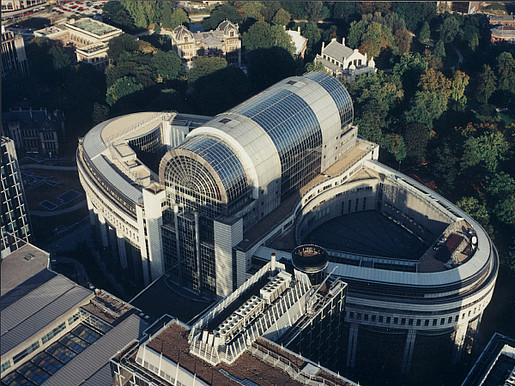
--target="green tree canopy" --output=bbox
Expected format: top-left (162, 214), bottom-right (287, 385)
top-left (203, 3), bottom-right (242, 30)
top-left (242, 21), bottom-right (294, 55)
top-left (187, 56), bottom-right (227, 84)
top-left (359, 21), bottom-right (394, 58)
top-left (247, 47), bottom-right (300, 92)
top-left (301, 21), bottom-right (321, 57)
top-left (461, 130), bottom-right (509, 173)
top-left (394, 2), bottom-right (436, 32)
top-left (433, 40), bottom-right (446, 58)
top-left (167, 8), bottom-right (190, 30)
top-left (403, 122), bottom-right (429, 162)
top-left (438, 15), bottom-right (459, 43)
top-left (394, 28), bottom-right (412, 56)
top-left (474, 64), bottom-right (497, 104)
top-left (108, 33), bottom-right (139, 62)
top-left (106, 76), bottom-right (143, 106)
top-left (48, 46), bottom-right (71, 71)
top-left (404, 90), bottom-right (448, 129)
top-left (347, 20), bottom-right (368, 49)
top-left (239, 2), bottom-right (265, 22)
top-left (456, 196), bottom-right (491, 229)
top-left (272, 8), bottom-right (291, 26)
top-left (102, 0), bottom-right (134, 31)
top-left (495, 52), bottom-right (515, 93)
top-left (152, 50), bottom-right (182, 81)
top-left (419, 21), bottom-right (430, 42)
top-left (450, 70), bottom-right (470, 107)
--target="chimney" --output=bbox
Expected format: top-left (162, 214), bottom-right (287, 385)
top-left (331, 37), bottom-right (337, 42)
top-left (271, 252), bottom-right (276, 271)
top-left (342, 37), bottom-right (346, 46)
top-left (298, 26), bottom-right (301, 33)
top-left (322, 41), bottom-right (325, 51)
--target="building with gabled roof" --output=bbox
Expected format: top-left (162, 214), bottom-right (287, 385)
top-left (315, 37), bottom-right (376, 81)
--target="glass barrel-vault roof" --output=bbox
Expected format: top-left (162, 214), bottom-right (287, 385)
top-left (231, 87), bottom-right (322, 198)
top-left (304, 71), bottom-right (354, 128)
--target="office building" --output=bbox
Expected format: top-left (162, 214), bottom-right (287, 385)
top-left (1, 137), bottom-right (31, 258)
top-left (1, 25), bottom-right (29, 78)
top-left (2, 108), bottom-right (65, 157)
top-left (34, 18), bottom-right (123, 70)
top-left (0, 242), bottom-right (148, 384)
top-left (111, 257), bottom-right (353, 385)
top-left (461, 332), bottom-right (515, 386)
top-left (78, 72), bottom-right (498, 376)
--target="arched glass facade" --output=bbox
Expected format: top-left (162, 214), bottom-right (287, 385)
top-left (232, 88), bottom-right (322, 200)
top-left (305, 71), bottom-right (354, 130)
top-left (163, 135), bottom-right (250, 216)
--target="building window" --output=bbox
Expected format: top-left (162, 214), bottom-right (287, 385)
top-left (401, 318), bottom-right (406, 325)
top-left (386, 317), bottom-right (391, 324)
top-left (13, 341), bottom-right (40, 364)
top-left (416, 319), bottom-right (421, 326)
top-left (433, 319), bottom-right (437, 326)
top-left (1, 360), bottom-right (11, 373)
top-left (408, 319), bottom-right (413, 326)
top-left (41, 322), bottom-right (66, 344)
top-left (448, 317), bottom-right (452, 323)
top-left (440, 318), bottom-right (445, 325)
top-left (393, 317), bottom-right (398, 324)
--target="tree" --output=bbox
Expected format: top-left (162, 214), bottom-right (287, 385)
top-left (305, 61), bottom-right (327, 73)
top-left (306, 1), bottom-right (323, 21)
top-left (394, 28), bottom-right (412, 56)
top-left (456, 196), bottom-right (492, 230)
top-left (403, 123), bottom-right (429, 162)
top-left (438, 15), bottom-right (460, 43)
top-left (272, 8), bottom-right (290, 26)
top-left (382, 134), bottom-right (407, 163)
top-left (419, 21), bottom-right (430, 42)
top-left (242, 21), bottom-right (294, 55)
top-left (450, 70), bottom-right (470, 107)
top-left (495, 52), bottom-right (515, 93)
top-left (433, 144), bottom-right (459, 189)
top-left (359, 21), bottom-right (394, 58)
top-left (302, 21), bottom-right (321, 56)
top-left (48, 46), bottom-right (71, 71)
top-left (329, 2), bottom-right (359, 24)
top-left (239, 2), bottom-right (265, 22)
top-left (203, 3), bottom-right (242, 30)
top-left (242, 20), bottom-right (275, 51)
top-left (419, 68), bottom-right (451, 100)
top-left (347, 20), bottom-right (367, 49)
top-left (474, 65), bottom-right (497, 104)
top-left (108, 33), bottom-right (138, 62)
top-left (433, 40), bottom-right (446, 58)
top-left (404, 90), bottom-right (448, 129)
top-left (106, 76), bottom-right (143, 106)
top-left (187, 57), bottom-right (227, 84)
top-left (152, 50), bottom-right (182, 81)
top-left (461, 130), bottom-right (509, 173)
top-left (102, 0), bottom-right (134, 31)
top-left (168, 9), bottom-right (189, 29)
top-left (394, 2), bottom-right (436, 32)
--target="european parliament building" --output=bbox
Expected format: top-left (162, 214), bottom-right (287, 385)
top-left (77, 72), bottom-right (498, 377)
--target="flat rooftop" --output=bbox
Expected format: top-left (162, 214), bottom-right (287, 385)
top-left (144, 321), bottom-right (352, 386)
top-left (1, 243), bottom-right (54, 309)
top-left (81, 289), bottom-right (136, 326)
top-left (69, 18), bottom-right (118, 36)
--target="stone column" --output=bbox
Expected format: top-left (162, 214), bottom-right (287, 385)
top-left (116, 229), bottom-right (128, 270)
top-left (452, 323), bottom-right (468, 363)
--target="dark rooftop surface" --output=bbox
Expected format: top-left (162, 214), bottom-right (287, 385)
top-left (146, 322), bottom-right (303, 386)
top-left (303, 210), bottom-right (427, 260)
top-left (81, 289), bottom-right (135, 326)
top-left (1, 243), bottom-right (55, 310)
top-left (129, 275), bottom-right (214, 324)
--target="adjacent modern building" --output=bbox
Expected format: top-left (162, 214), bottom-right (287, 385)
top-left (2, 108), bottom-right (65, 157)
top-left (167, 20), bottom-right (241, 66)
top-left (315, 38), bottom-right (376, 81)
top-left (77, 71), bottom-right (498, 377)
top-left (34, 18), bottom-right (123, 69)
top-left (0, 242), bottom-right (148, 385)
top-left (1, 137), bottom-right (31, 258)
top-left (1, 0), bottom-right (45, 11)
top-left (1, 25), bottom-right (29, 78)
top-left (111, 257), bottom-right (353, 385)
top-left (461, 332), bottom-right (515, 386)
